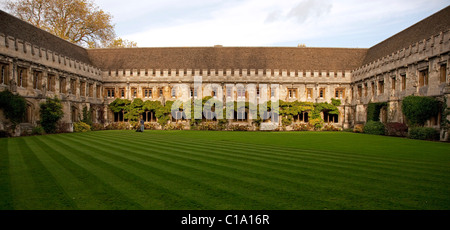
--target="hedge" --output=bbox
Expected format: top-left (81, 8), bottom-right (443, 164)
top-left (73, 122), bottom-right (91, 132)
top-left (408, 127), bottom-right (439, 141)
top-left (363, 121), bottom-right (385, 135)
top-left (385, 122), bottom-right (408, 137)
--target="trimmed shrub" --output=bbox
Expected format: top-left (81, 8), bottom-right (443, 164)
top-left (322, 124), bottom-right (341, 131)
top-left (105, 122), bottom-right (130, 130)
top-left (218, 119), bottom-right (228, 130)
top-left (408, 127), bottom-right (439, 141)
top-left (165, 123), bottom-right (185, 130)
top-left (353, 124), bottom-right (364, 133)
top-left (31, 126), bottom-right (45, 135)
top-left (198, 122), bottom-right (219, 131)
top-left (363, 121), bottom-right (385, 135)
top-left (292, 123), bottom-right (313, 131)
top-left (73, 122), bottom-right (91, 132)
top-left (144, 122), bottom-right (158, 130)
top-left (91, 123), bottom-right (105, 131)
top-left (385, 122), bottom-right (408, 137)
top-left (229, 124), bottom-right (249, 131)
top-left (343, 128), bottom-right (354, 132)
top-left (130, 121), bottom-right (139, 130)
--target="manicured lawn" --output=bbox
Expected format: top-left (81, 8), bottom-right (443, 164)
top-left (0, 130), bottom-right (449, 210)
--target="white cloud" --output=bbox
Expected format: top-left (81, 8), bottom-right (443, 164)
top-left (286, 0), bottom-right (332, 24)
top-left (95, 0), bottom-right (448, 47)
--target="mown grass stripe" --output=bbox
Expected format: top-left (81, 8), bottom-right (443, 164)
top-left (70, 133), bottom-right (422, 209)
top-left (7, 139), bottom-right (46, 209)
top-left (61, 133), bottom-right (342, 209)
top-left (34, 136), bottom-right (144, 210)
top-left (2, 131), bottom-right (449, 210)
top-left (146, 130), bottom-right (450, 169)
top-left (92, 132), bottom-right (450, 196)
top-left (94, 131), bottom-right (448, 181)
top-left (27, 136), bottom-right (108, 210)
top-left (140, 133), bottom-right (449, 184)
top-left (97, 131), bottom-right (450, 208)
top-left (18, 138), bottom-right (77, 209)
top-left (139, 131), bottom-right (449, 172)
top-left (43, 135), bottom-right (208, 210)
top-left (55, 133), bottom-right (298, 209)
top-left (45, 134), bottom-right (256, 210)
top-left (0, 139), bottom-right (13, 210)
top-left (164, 130), bottom-right (450, 163)
top-left (214, 138), bottom-right (447, 168)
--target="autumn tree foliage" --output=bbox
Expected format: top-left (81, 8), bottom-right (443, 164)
top-left (5, 0), bottom-right (137, 48)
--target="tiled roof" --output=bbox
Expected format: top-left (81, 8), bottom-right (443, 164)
top-left (0, 10), bottom-right (91, 64)
top-left (87, 47), bottom-right (368, 71)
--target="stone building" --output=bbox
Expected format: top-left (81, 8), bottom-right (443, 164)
top-left (0, 6), bottom-right (449, 138)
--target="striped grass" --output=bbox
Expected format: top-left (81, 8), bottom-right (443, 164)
top-left (0, 130), bottom-right (449, 210)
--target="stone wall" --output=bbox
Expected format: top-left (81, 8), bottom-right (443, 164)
top-left (351, 29), bottom-right (450, 132)
top-left (0, 33), bottom-right (105, 135)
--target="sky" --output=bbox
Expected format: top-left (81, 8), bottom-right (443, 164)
top-left (2, 0), bottom-right (449, 48)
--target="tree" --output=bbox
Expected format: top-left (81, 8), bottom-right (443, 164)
top-left (104, 37), bottom-right (137, 48)
top-left (40, 96), bottom-right (64, 133)
top-left (5, 0), bottom-right (136, 48)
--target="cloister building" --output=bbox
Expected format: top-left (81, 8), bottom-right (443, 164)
top-left (0, 6), bottom-right (449, 138)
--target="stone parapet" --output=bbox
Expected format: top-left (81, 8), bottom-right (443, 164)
top-left (0, 33), bottom-right (101, 81)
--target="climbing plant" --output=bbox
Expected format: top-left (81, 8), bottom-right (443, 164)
top-left (156, 100), bottom-right (176, 128)
top-left (401, 96), bottom-right (440, 127)
top-left (366, 102), bottom-right (388, 122)
top-left (331, 98), bottom-right (342, 106)
top-left (124, 98), bottom-right (145, 122)
top-left (81, 106), bottom-right (93, 126)
top-left (108, 98), bottom-right (131, 113)
top-left (107, 97), bottom-right (342, 131)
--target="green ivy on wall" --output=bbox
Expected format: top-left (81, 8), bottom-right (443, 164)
top-left (108, 98), bottom-right (342, 129)
top-left (401, 96), bottom-right (440, 127)
top-left (366, 102), bottom-right (388, 122)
